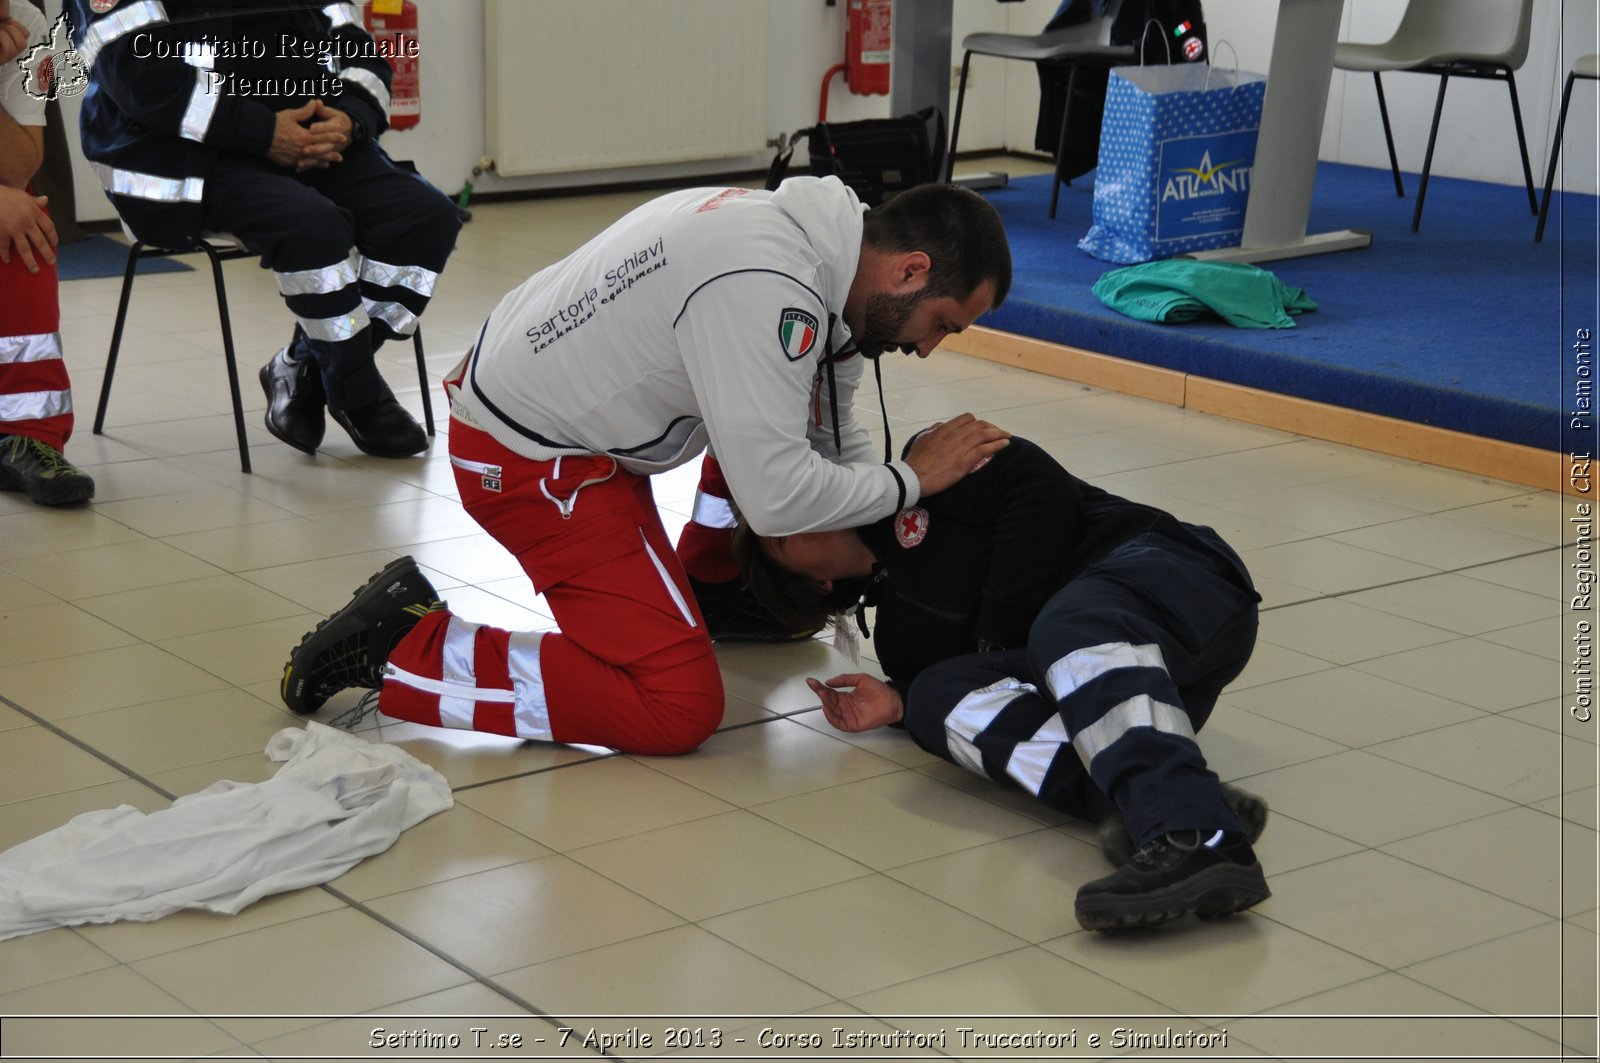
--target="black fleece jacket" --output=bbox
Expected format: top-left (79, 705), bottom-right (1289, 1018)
top-left (858, 435), bottom-right (1195, 689)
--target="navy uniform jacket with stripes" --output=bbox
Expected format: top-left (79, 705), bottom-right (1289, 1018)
top-left (858, 435), bottom-right (1245, 691)
top-left (68, 0), bottom-right (392, 247)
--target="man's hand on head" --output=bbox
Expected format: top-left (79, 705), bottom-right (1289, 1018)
top-left (903, 412), bottom-right (1010, 497)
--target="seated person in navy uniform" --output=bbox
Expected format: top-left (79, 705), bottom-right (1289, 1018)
top-left (736, 431), bottom-right (1270, 931)
top-left (69, 0), bottom-right (460, 457)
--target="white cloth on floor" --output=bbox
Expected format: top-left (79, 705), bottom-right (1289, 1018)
top-left (0, 722), bottom-right (452, 941)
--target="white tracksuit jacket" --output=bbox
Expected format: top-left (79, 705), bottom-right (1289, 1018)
top-left (447, 177), bottom-right (921, 537)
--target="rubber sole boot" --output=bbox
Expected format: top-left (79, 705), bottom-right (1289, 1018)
top-left (0, 435), bottom-right (95, 505)
top-left (280, 556), bottom-right (440, 714)
top-left (1097, 782), bottom-right (1270, 868)
top-left (1076, 832), bottom-right (1270, 932)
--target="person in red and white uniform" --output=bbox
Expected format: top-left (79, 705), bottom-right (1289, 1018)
top-left (0, 0), bottom-right (93, 506)
top-left (280, 178), bottom-right (1013, 755)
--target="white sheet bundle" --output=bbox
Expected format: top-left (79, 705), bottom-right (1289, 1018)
top-left (0, 722), bottom-right (453, 941)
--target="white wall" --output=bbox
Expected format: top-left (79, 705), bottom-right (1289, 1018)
top-left (56, 0), bottom-right (1599, 224)
top-left (1322, 0), bottom-right (1598, 196)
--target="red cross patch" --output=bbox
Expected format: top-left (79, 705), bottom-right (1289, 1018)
top-left (894, 506), bottom-right (929, 548)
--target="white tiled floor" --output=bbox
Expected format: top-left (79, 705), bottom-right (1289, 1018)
top-left (1, 160), bottom-right (1594, 1061)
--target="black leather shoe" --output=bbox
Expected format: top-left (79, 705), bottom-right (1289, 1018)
top-left (259, 346), bottom-right (326, 454)
top-left (330, 388), bottom-right (428, 457)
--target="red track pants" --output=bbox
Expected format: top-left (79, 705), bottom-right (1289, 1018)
top-left (0, 199), bottom-right (72, 451)
top-left (379, 417), bottom-right (725, 755)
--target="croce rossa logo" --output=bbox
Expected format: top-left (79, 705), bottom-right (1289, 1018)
top-left (18, 12), bottom-right (88, 102)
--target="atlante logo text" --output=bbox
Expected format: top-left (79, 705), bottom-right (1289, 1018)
top-left (1162, 150), bottom-right (1251, 202)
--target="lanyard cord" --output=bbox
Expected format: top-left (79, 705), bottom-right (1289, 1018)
top-left (820, 315), bottom-right (893, 463)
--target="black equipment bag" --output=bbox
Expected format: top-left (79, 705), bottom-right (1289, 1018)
top-left (765, 107), bottom-right (946, 207)
top-left (1034, 0), bottom-right (1207, 182)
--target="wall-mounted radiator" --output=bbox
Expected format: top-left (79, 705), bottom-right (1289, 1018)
top-left (485, 0), bottom-right (770, 177)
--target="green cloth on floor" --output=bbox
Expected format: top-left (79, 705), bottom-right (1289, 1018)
top-left (1092, 260), bottom-right (1318, 329)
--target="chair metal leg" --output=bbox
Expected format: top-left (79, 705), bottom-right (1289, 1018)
top-left (1503, 69), bottom-right (1538, 215)
top-left (1412, 67), bottom-right (1453, 232)
top-left (412, 330), bottom-right (434, 436)
top-left (945, 51), bottom-right (974, 183)
top-left (1536, 72), bottom-right (1578, 243)
top-left (1372, 72), bottom-right (1405, 197)
top-left (94, 242), bottom-right (144, 435)
top-left (202, 244), bottom-right (252, 474)
top-left (1049, 62), bottom-right (1081, 220)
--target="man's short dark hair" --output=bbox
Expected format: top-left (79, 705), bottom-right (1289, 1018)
top-left (862, 183), bottom-right (1012, 307)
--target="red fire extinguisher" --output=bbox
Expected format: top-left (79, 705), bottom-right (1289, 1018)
top-left (820, 0), bottom-right (891, 119)
top-left (845, 0), bottom-right (891, 96)
top-left (362, 0), bottom-right (420, 130)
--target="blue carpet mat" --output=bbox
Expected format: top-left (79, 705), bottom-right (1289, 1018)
top-left (977, 162), bottom-right (1598, 454)
top-left (56, 234), bottom-right (193, 281)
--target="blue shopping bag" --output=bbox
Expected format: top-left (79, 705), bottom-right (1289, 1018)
top-left (1078, 62), bottom-right (1267, 264)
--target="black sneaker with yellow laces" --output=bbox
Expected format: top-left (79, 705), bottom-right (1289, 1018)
top-left (281, 556), bottom-right (443, 715)
top-left (0, 435), bottom-right (95, 506)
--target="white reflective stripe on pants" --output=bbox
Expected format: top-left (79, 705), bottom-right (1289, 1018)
top-left (0, 333), bottom-right (63, 365)
top-left (90, 161), bottom-right (204, 203)
top-left (436, 616), bottom-right (481, 728)
top-left (298, 307), bottom-right (370, 343)
top-left (507, 631), bottom-right (551, 740)
top-left (1004, 712), bottom-right (1072, 797)
top-left (0, 389), bottom-right (71, 422)
top-left (1044, 641), bottom-right (1166, 702)
top-left (276, 250), bottom-right (363, 297)
top-left (1071, 694), bottom-right (1195, 767)
top-left (363, 297), bottom-right (419, 336)
top-left (383, 626), bottom-right (554, 741)
top-left (943, 676), bottom-right (1037, 776)
top-left (362, 257), bottom-right (441, 298)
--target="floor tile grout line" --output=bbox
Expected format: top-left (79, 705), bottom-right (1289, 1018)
top-left (309, 881), bottom-right (574, 1032)
top-left (1, 689), bottom-right (181, 805)
top-left (1255, 542), bottom-right (1565, 615)
top-left (444, 749), bottom-right (625, 796)
top-left (2, 685), bottom-right (604, 1032)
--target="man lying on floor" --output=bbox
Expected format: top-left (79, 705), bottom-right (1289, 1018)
top-left (733, 431), bottom-right (1270, 932)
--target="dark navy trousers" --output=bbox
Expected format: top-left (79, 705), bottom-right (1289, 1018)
top-left (201, 142), bottom-right (460, 409)
top-left (903, 528), bottom-right (1260, 847)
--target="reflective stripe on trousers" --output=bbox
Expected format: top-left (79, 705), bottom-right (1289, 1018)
top-left (383, 615), bottom-right (554, 741)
